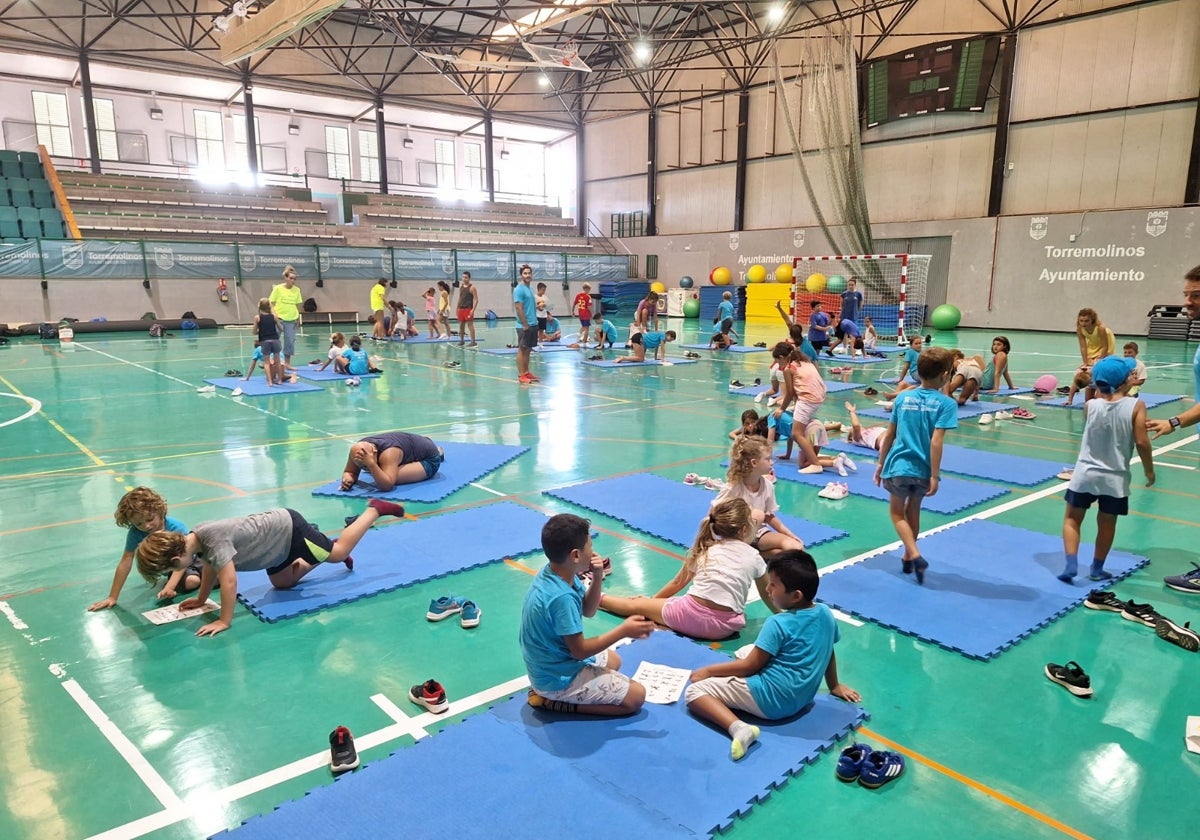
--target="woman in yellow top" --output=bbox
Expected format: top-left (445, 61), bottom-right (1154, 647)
top-left (1076, 308), bottom-right (1116, 366)
top-left (370, 277), bottom-right (389, 340)
top-left (269, 265), bottom-right (304, 365)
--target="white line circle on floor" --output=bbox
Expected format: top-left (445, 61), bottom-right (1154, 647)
top-left (0, 392), bottom-right (42, 428)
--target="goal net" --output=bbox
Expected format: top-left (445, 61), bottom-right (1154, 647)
top-left (790, 254), bottom-right (930, 346)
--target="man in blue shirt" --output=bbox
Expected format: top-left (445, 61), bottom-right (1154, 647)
top-left (513, 264), bottom-right (539, 383)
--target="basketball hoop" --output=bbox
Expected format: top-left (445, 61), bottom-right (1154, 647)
top-left (560, 40), bottom-right (579, 66)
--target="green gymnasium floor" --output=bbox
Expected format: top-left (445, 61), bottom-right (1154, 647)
top-left (1, 320), bottom-right (1197, 840)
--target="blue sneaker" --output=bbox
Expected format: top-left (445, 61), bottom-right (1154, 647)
top-left (426, 595), bottom-right (465, 622)
top-left (858, 750), bottom-right (906, 788)
top-left (835, 742), bottom-right (873, 782)
top-left (460, 600), bottom-right (482, 629)
top-left (1164, 562), bottom-right (1200, 594)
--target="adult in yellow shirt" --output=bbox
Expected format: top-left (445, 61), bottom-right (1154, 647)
top-left (269, 265), bottom-right (304, 365)
top-left (370, 277), bottom-right (388, 341)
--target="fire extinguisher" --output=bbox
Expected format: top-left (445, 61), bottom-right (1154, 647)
top-left (217, 277), bottom-right (229, 302)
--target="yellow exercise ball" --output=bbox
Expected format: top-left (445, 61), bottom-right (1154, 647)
top-left (710, 266), bottom-right (732, 286)
top-left (650, 281), bottom-right (666, 294)
top-left (746, 264), bottom-right (767, 284)
top-left (774, 263), bottom-right (794, 283)
top-left (805, 272), bottom-right (827, 293)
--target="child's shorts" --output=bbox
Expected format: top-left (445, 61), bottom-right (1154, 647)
top-left (260, 339), bottom-right (282, 357)
top-left (882, 476), bottom-right (930, 501)
top-left (537, 317), bottom-right (548, 331)
top-left (661, 594), bottom-right (746, 640)
top-left (456, 308), bottom-right (473, 322)
top-left (792, 400), bottom-right (820, 430)
top-left (579, 316), bottom-right (591, 327)
top-left (958, 364), bottom-right (983, 383)
top-left (535, 651), bottom-right (631, 706)
top-left (1064, 489), bottom-right (1128, 516)
top-left (683, 676), bottom-right (766, 717)
top-left (419, 448), bottom-right (445, 480)
top-left (270, 509), bottom-right (335, 574)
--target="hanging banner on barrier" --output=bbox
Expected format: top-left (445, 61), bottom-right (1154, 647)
top-left (0, 240), bottom-right (41, 277)
top-left (236, 245), bottom-right (318, 280)
top-left (566, 254), bottom-right (629, 281)
top-left (516, 252), bottom-right (565, 282)
top-left (317, 246), bottom-right (392, 280)
top-left (392, 248), bottom-right (454, 281)
top-left (42, 239), bottom-right (144, 279)
top-left (455, 250), bottom-right (513, 282)
top-left (145, 241), bottom-right (238, 279)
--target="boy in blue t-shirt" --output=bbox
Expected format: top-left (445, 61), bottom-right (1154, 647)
top-left (884, 334), bottom-right (924, 399)
top-left (520, 514), bottom-right (654, 716)
top-left (716, 291), bottom-right (735, 324)
top-left (875, 347), bottom-right (957, 583)
top-left (89, 487), bottom-right (196, 610)
top-left (594, 315), bottom-right (617, 348)
top-left (686, 551), bottom-right (860, 761)
top-left (341, 336), bottom-right (370, 375)
top-left (615, 329), bottom-right (676, 363)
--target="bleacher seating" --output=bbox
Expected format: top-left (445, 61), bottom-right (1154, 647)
top-left (56, 171), bottom-right (345, 244)
top-left (0, 150), bottom-right (65, 240)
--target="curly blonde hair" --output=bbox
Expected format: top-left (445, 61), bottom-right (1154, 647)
top-left (135, 530), bottom-right (187, 584)
top-left (686, 498), bottom-right (753, 571)
top-left (114, 487), bottom-right (166, 529)
top-left (726, 435), bottom-right (771, 486)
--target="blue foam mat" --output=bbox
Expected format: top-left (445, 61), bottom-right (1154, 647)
top-left (219, 632), bottom-right (867, 838)
top-left (770, 461), bottom-right (1009, 514)
top-left (816, 519), bottom-right (1150, 659)
top-left (679, 343), bottom-right (770, 353)
top-left (825, 355), bottom-right (888, 365)
top-left (822, 438), bottom-right (1061, 486)
top-left (1039, 393), bottom-right (1183, 410)
top-left (727, 380), bottom-right (860, 397)
top-left (856, 399), bottom-right (1012, 422)
top-left (296, 365), bottom-right (380, 382)
top-left (235, 502), bottom-right (548, 622)
top-left (202, 377), bottom-right (323, 396)
top-left (478, 343), bottom-right (583, 356)
top-left (583, 358), bottom-right (699, 368)
top-left (311, 441), bottom-right (528, 503)
top-left (388, 335), bottom-right (461, 343)
top-left (544, 472), bottom-right (847, 549)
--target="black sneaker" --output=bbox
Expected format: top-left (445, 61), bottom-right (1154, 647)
top-left (1120, 600), bottom-right (1164, 627)
top-left (1083, 589), bottom-right (1126, 612)
top-left (1154, 617), bottom-right (1200, 652)
top-left (329, 725), bottom-right (360, 773)
top-left (730, 380), bottom-right (744, 388)
top-left (1044, 661), bottom-right (1093, 697)
top-left (1056, 386), bottom-right (1070, 394)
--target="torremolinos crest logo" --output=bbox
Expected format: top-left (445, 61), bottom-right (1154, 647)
top-left (1146, 210), bottom-right (1168, 238)
top-left (62, 242), bottom-right (85, 270)
top-left (729, 232), bottom-right (740, 251)
top-left (1029, 217), bottom-right (1048, 241)
top-left (153, 247), bottom-right (174, 270)
top-left (239, 249), bottom-right (257, 273)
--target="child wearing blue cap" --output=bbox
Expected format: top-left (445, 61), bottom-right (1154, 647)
top-left (1058, 354), bottom-right (1155, 583)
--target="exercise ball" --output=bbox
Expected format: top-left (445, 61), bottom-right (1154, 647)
top-left (711, 266), bottom-right (732, 286)
top-left (746, 264), bottom-right (767, 284)
top-left (650, 281), bottom-right (666, 295)
top-left (680, 275), bottom-right (695, 289)
top-left (804, 272), bottom-right (827, 293)
top-left (1035, 374), bottom-right (1058, 393)
top-left (682, 298), bottom-right (701, 318)
top-left (774, 263), bottom-right (793, 283)
top-left (826, 274), bottom-right (847, 293)
top-left (930, 303), bottom-right (962, 331)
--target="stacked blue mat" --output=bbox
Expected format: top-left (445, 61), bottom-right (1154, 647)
top-left (821, 438), bottom-right (1062, 486)
top-left (816, 519), bottom-right (1150, 659)
top-left (236, 501), bottom-right (549, 622)
top-left (544, 472), bottom-right (847, 549)
top-left (599, 280), bottom-right (650, 314)
top-left (217, 632), bottom-right (868, 838)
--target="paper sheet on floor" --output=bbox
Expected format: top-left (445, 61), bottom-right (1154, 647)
top-left (632, 661), bottom-right (692, 704)
top-left (143, 602), bottom-right (219, 625)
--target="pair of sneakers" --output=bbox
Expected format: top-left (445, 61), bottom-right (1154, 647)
top-left (818, 481), bottom-right (850, 500)
top-left (1084, 588), bottom-right (1199, 652)
top-left (836, 742), bottom-right (906, 788)
top-left (578, 556), bottom-right (614, 585)
top-left (426, 595), bottom-right (482, 629)
top-left (518, 371), bottom-right (540, 383)
top-left (684, 473), bottom-right (727, 491)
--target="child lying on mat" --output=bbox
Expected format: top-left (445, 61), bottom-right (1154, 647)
top-left (340, 431), bottom-right (444, 492)
top-left (135, 499), bottom-right (406, 637)
top-left (844, 401), bottom-right (887, 452)
top-left (600, 498), bottom-right (774, 641)
top-left (521, 514), bottom-right (654, 716)
top-left (686, 551), bottom-right (860, 761)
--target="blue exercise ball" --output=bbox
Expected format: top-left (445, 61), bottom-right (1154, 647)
top-left (930, 303), bottom-right (962, 331)
top-left (679, 275), bottom-right (694, 289)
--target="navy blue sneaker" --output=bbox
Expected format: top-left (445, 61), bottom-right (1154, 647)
top-left (835, 743), bottom-right (873, 782)
top-left (858, 749), bottom-right (906, 788)
top-left (1163, 562), bottom-right (1200, 595)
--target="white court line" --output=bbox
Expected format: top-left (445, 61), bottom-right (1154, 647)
top-left (0, 599), bottom-right (29, 630)
top-left (469, 481), bottom-right (508, 497)
top-left (370, 693), bottom-right (431, 741)
top-left (60, 678), bottom-right (183, 810)
top-left (0, 391), bottom-right (43, 428)
top-left (1154, 461), bottom-right (1195, 471)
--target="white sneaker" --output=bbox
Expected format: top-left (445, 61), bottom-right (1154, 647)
top-left (196, 385), bottom-right (216, 393)
top-left (705, 477), bottom-right (727, 491)
top-left (994, 411), bottom-right (1013, 420)
top-left (231, 387), bottom-right (244, 397)
top-left (876, 400), bottom-right (894, 411)
top-left (835, 455), bottom-right (848, 477)
top-left (684, 473), bottom-right (703, 485)
top-left (818, 482), bottom-right (850, 500)
top-left (978, 413), bottom-right (994, 425)
top-left (840, 454), bottom-right (858, 473)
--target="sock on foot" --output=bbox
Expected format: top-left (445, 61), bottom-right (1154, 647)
top-left (1058, 553), bottom-right (1078, 583)
top-left (913, 556), bottom-right (928, 585)
top-left (729, 721), bottom-right (760, 761)
top-left (902, 559), bottom-right (914, 574)
top-left (527, 690), bottom-right (577, 714)
top-left (343, 555), bottom-right (354, 571)
top-left (1089, 561), bottom-right (1112, 582)
top-left (367, 499), bottom-right (406, 518)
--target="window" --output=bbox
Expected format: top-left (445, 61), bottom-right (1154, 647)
top-left (88, 98), bottom-right (118, 160)
top-left (233, 116), bottom-right (263, 170)
top-left (464, 142), bottom-right (483, 190)
top-left (193, 109), bottom-right (225, 168)
top-left (434, 138), bottom-right (455, 187)
top-left (325, 125), bottom-right (351, 179)
top-left (358, 129), bottom-right (378, 182)
top-left (32, 91), bottom-right (71, 156)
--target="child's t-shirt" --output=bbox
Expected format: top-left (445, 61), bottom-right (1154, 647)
top-left (714, 477), bottom-right (779, 519)
top-left (902, 346), bottom-right (921, 381)
top-left (747, 604), bottom-right (839, 719)
top-left (1069, 397), bottom-right (1137, 499)
top-left (424, 295), bottom-right (436, 315)
top-left (1131, 359), bottom-right (1147, 382)
top-left (881, 387), bottom-right (958, 480)
top-left (788, 361), bottom-right (827, 405)
top-left (519, 564), bottom-right (592, 692)
top-left (717, 299), bottom-right (734, 323)
top-left (598, 321), bottom-right (617, 343)
top-left (535, 294), bottom-right (548, 316)
top-left (545, 317), bottom-right (561, 337)
top-left (640, 331), bottom-right (667, 351)
top-left (341, 347), bottom-right (369, 375)
top-left (192, 509), bottom-right (295, 572)
top-left (327, 345), bottom-right (344, 361)
top-left (573, 292), bottom-right (592, 319)
top-left (685, 540), bottom-right (766, 613)
top-left (125, 516), bottom-right (188, 553)
top-left (807, 311), bottom-right (829, 341)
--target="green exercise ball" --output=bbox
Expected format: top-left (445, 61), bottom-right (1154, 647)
top-left (826, 274), bottom-right (847, 293)
top-left (930, 303), bottom-right (962, 331)
top-left (682, 298), bottom-right (701, 318)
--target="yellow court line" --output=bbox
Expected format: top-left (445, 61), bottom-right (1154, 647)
top-left (0, 375), bottom-right (108, 469)
top-left (857, 726), bottom-right (1094, 840)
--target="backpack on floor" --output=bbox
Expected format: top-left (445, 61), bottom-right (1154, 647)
top-left (39, 323), bottom-right (58, 340)
top-left (149, 323), bottom-right (164, 338)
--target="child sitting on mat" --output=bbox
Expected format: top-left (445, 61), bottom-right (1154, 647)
top-left (715, 436), bottom-right (806, 558)
top-left (135, 499), bottom-right (407, 637)
top-left (341, 336), bottom-right (371, 377)
top-left (521, 513), bottom-right (654, 716)
top-left (874, 347), bottom-right (957, 585)
top-left (729, 409), bottom-right (769, 441)
top-left (599, 498), bottom-right (774, 641)
top-left (88, 487), bottom-right (198, 611)
top-left (686, 550), bottom-right (860, 761)
top-left (883, 334), bottom-right (924, 400)
top-left (1058, 355), bottom-right (1154, 583)
top-left (317, 333), bottom-right (351, 373)
top-left (981, 336), bottom-right (1016, 394)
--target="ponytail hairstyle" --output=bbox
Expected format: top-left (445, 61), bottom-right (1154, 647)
top-left (726, 435), bottom-right (771, 486)
top-left (687, 497), bottom-right (753, 571)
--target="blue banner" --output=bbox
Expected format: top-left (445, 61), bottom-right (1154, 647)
top-left (145, 241), bottom-right (238, 279)
top-left (456, 250), bottom-right (513, 282)
top-left (236, 244), bottom-right (318, 280)
top-left (42, 240), bottom-right (144, 279)
top-left (392, 248), bottom-right (454, 281)
top-left (318, 246), bottom-right (392, 280)
top-left (516, 252), bottom-right (565, 282)
top-left (0, 240), bottom-right (40, 277)
top-left (567, 254), bottom-right (630, 281)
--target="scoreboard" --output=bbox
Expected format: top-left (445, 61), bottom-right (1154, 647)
top-left (863, 36), bottom-right (1001, 128)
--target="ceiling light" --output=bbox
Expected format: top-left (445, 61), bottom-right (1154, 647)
top-left (149, 107), bottom-right (163, 120)
top-left (213, 15), bottom-right (230, 33)
top-left (767, 4), bottom-right (787, 25)
top-left (633, 40), bottom-right (652, 65)
top-left (537, 74), bottom-right (551, 89)
top-left (288, 123), bottom-right (300, 135)
top-left (402, 137), bottom-right (414, 148)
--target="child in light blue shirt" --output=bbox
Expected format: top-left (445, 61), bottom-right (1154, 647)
top-left (341, 336), bottom-right (370, 375)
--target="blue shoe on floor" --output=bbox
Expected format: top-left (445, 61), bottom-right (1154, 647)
top-left (835, 742), bottom-right (873, 782)
top-left (1164, 562), bottom-right (1200, 594)
top-left (460, 600), bottom-right (482, 629)
top-left (426, 595), bottom-right (466, 622)
top-left (859, 749), bottom-right (906, 789)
